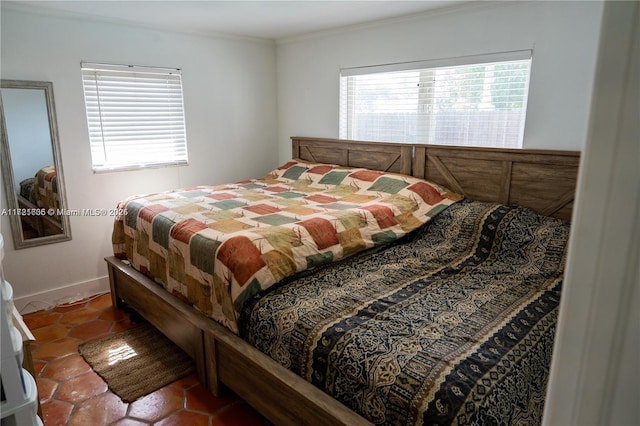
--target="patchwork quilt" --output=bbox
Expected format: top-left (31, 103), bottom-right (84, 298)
top-left (112, 160), bottom-right (460, 333)
top-left (33, 165), bottom-right (60, 215)
top-left (243, 200), bottom-right (570, 425)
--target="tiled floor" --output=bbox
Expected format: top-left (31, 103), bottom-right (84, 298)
top-left (22, 293), bottom-right (270, 426)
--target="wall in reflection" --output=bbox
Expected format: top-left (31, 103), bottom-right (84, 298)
top-left (2, 88), bottom-right (55, 193)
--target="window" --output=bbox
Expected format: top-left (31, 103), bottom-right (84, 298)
top-left (339, 51), bottom-right (532, 148)
top-left (81, 63), bottom-right (188, 172)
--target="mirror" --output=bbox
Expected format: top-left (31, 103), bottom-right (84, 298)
top-left (1, 80), bottom-right (71, 249)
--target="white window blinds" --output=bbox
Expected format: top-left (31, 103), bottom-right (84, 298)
top-left (339, 51), bottom-right (532, 148)
top-left (81, 63), bottom-right (188, 172)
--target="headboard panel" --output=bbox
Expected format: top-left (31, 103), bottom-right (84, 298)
top-left (291, 137), bottom-right (580, 221)
top-left (413, 145), bottom-right (580, 221)
top-left (292, 136), bottom-right (413, 175)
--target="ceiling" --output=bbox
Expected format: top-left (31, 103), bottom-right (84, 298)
top-left (4, 0), bottom-right (471, 41)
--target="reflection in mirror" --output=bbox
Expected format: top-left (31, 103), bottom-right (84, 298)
top-left (1, 80), bottom-right (71, 249)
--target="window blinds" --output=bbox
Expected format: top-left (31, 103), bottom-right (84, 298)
top-left (339, 51), bottom-right (532, 148)
top-left (81, 63), bottom-right (188, 172)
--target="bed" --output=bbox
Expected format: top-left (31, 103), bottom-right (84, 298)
top-left (106, 136), bottom-right (580, 425)
top-left (112, 151), bottom-right (460, 333)
top-left (17, 165), bottom-right (64, 237)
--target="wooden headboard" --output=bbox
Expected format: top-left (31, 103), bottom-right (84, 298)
top-left (292, 136), bottom-right (413, 175)
top-left (413, 145), bottom-right (580, 221)
top-left (291, 137), bottom-right (581, 221)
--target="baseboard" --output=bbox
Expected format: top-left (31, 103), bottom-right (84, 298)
top-left (14, 276), bottom-right (111, 314)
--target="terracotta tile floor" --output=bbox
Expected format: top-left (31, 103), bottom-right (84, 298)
top-left (22, 293), bottom-right (270, 426)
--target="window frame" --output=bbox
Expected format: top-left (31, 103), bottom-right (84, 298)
top-left (339, 50), bottom-right (532, 148)
top-left (81, 62), bottom-right (189, 173)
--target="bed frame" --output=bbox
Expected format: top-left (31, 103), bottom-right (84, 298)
top-left (17, 195), bottom-right (64, 237)
top-left (106, 136), bottom-right (580, 425)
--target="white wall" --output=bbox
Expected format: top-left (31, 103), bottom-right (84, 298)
top-left (0, 7), bottom-right (277, 310)
top-left (276, 1), bottom-right (603, 161)
top-left (544, 2), bottom-right (639, 424)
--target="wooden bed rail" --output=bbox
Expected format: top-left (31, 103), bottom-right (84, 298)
top-left (106, 256), bottom-right (372, 425)
top-left (203, 322), bottom-right (372, 425)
